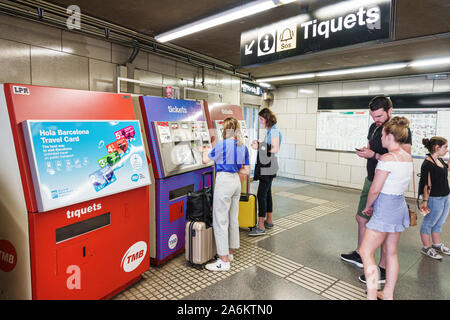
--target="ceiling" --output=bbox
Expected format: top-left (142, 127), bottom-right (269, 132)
top-left (47, 0), bottom-right (450, 85)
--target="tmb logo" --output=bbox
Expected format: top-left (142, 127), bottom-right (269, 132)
top-left (0, 240), bottom-right (17, 273)
top-left (121, 241), bottom-right (147, 273)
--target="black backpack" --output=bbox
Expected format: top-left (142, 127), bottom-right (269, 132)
top-left (186, 171), bottom-right (213, 228)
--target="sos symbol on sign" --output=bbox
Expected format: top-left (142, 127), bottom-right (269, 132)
top-left (258, 31), bottom-right (275, 56)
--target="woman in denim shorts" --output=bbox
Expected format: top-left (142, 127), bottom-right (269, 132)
top-left (418, 137), bottom-right (450, 260)
top-left (359, 117), bottom-right (413, 300)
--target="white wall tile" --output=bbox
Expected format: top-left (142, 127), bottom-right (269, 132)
top-left (318, 82), bottom-right (343, 97)
top-left (399, 76), bottom-right (433, 93)
top-left (305, 161), bottom-right (326, 179)
top-left (286, 129), bottom-right (306, 145)
top-left (275, 86), bottom-right (298, 99)
top-left (339, 152), bottom-right (365, 167)
top-left (295, 145), bottom-right (316, 161)
top-left (286, 98), bottom-right (307, 113)
top-left (297, 84), bottom-right (319, 97)
top-left (285, 159), bottom-right (305, 175)
top-left (307, 97), bottom-right (318, 113)
top-left (271, 99), bottom-right (287, 114)
top-left (342, 81), bottom-right (370, 96)
top-left (279, 143), bottom-right (296, 159)
top-left (277, 114), bottom-right (297, 129)
top-left (305, 129), bottom-right (316, 146)
top-left (316, 150), bottom-right (339, 164)
top-left (327, 163), bottom-right (351, 182)
top-left (369, 78), bottom-right (400, 94)
top-left (296, 113), bottom-right (316, 130)
top-left (351, 166), bottom-right (367, 185)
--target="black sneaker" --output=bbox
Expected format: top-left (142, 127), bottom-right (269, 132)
top-left (359, 267), bottom-right (386, 284)
top-left (340, 251), bottom-right (363, 268)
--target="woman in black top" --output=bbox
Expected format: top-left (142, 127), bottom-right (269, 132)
top-left (418, 137), bottom-right (450, 260)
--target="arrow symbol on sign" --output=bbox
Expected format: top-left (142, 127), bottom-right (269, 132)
top-left (245, 40), bottom-right (255, 55)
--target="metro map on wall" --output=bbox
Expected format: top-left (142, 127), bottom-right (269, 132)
top-left (316, 108), bottom-right (450, 158)
top-left (316, 110), bottom-right (370, 152)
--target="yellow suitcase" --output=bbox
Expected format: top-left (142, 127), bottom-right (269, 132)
top-left (238, 193), bottom-right (257, 229)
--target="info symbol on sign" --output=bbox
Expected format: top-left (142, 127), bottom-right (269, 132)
top-left (257, 30), bottom-right (275, 56)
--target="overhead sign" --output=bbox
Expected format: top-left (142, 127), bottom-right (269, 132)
top-left (241, 81), bottom-right (263, 96)
top-left (240, 0), bottom-right (392, 67)
top-left (22, 120), bottom-right (151, 212)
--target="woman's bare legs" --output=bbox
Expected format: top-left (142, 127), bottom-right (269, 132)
top-left (359, 228), bottom-right (387, 300)
top-left (379, 232), bottom-right (401, 300)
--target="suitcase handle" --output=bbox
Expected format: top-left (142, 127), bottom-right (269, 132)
top-left (202, 170), bottom-right (213, 190)
top-left (239, 173), bottom-right (250, 199)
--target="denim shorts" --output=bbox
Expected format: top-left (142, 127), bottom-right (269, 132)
top-left (420, 195), bottom-right (450, 235)
top-left (366, 193), bottom-right (410, 233)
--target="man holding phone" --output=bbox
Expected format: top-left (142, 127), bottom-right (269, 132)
top-left (340, 95), bottom-right (412, 284)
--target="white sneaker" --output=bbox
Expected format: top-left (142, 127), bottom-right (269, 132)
top-left (433, 244), bottom-right (450, 256)
top-left (205, 258), bottom-right (230, 271)
top-left (229, 254), bottom-right (234, 262)
top-left (421, 247), bottom-right (443, 260)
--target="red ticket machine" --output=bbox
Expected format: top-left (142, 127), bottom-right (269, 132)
top-left (203, 101), bottom-right (251, 194)
top-left (0, 84), bottom-right (151, 299)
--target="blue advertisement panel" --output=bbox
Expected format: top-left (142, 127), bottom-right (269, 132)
top-left (23, 120), bottom-right (151, 212)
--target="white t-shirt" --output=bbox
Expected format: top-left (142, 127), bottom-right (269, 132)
top-left (376, 161), bottom-right (413, 195)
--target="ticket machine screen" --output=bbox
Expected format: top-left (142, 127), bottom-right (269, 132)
top-left (153, 120), bottom-right (211, 177)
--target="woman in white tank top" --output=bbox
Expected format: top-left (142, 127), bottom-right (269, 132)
top-left (359, 117), bottom-right (413, 300)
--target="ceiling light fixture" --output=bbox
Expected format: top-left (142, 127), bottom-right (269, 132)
top-left (155, 0), bottom-right (298, 43)
top-left (255, 62), bottom-right (409, 83)
top-left (409, 56), bottom-right (450, 68)
top-left (316, 62), bottom-right (408, 77)
top-left (256, 73), bottom-right (315, 82)
top-left (258, 82), bottom-right (272, 88)
top-left (314, 0), bottom-right (390, 19)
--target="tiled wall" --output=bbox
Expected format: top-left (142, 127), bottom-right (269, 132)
top-left (0, 13), bottom-right (246, 105)
top-left (272, 76), bottom-right (450, 197)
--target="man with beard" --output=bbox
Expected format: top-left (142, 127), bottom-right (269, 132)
top-left (340, 95), bottom-right (412, 284)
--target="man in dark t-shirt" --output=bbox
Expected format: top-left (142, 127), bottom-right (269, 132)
top-left (340, 95), bottom-right (412, 284)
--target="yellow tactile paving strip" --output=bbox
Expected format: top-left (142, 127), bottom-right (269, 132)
top-left (113, 196), bottom-right (366, 301)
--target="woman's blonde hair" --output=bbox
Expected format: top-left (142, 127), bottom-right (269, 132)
top-left (383, 116), bottom-right (410, 143)
top-left (222, 117), bottom-right (243, 146)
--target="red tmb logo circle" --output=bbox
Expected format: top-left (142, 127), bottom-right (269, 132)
top-left (0, 240), bottom-right (17, 272)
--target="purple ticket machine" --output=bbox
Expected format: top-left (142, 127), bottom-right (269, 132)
top-left (139, 97), bottom-right (213, 265)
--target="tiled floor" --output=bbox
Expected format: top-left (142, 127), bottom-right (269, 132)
top-left (113, 177), bottom-right (450, 300)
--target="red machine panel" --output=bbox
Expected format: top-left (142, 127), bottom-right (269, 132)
top-left (2, 84), bottom-right (150, 299)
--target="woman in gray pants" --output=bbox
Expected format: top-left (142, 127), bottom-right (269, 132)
top-left (201, 117), bottom-right (250, 271)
